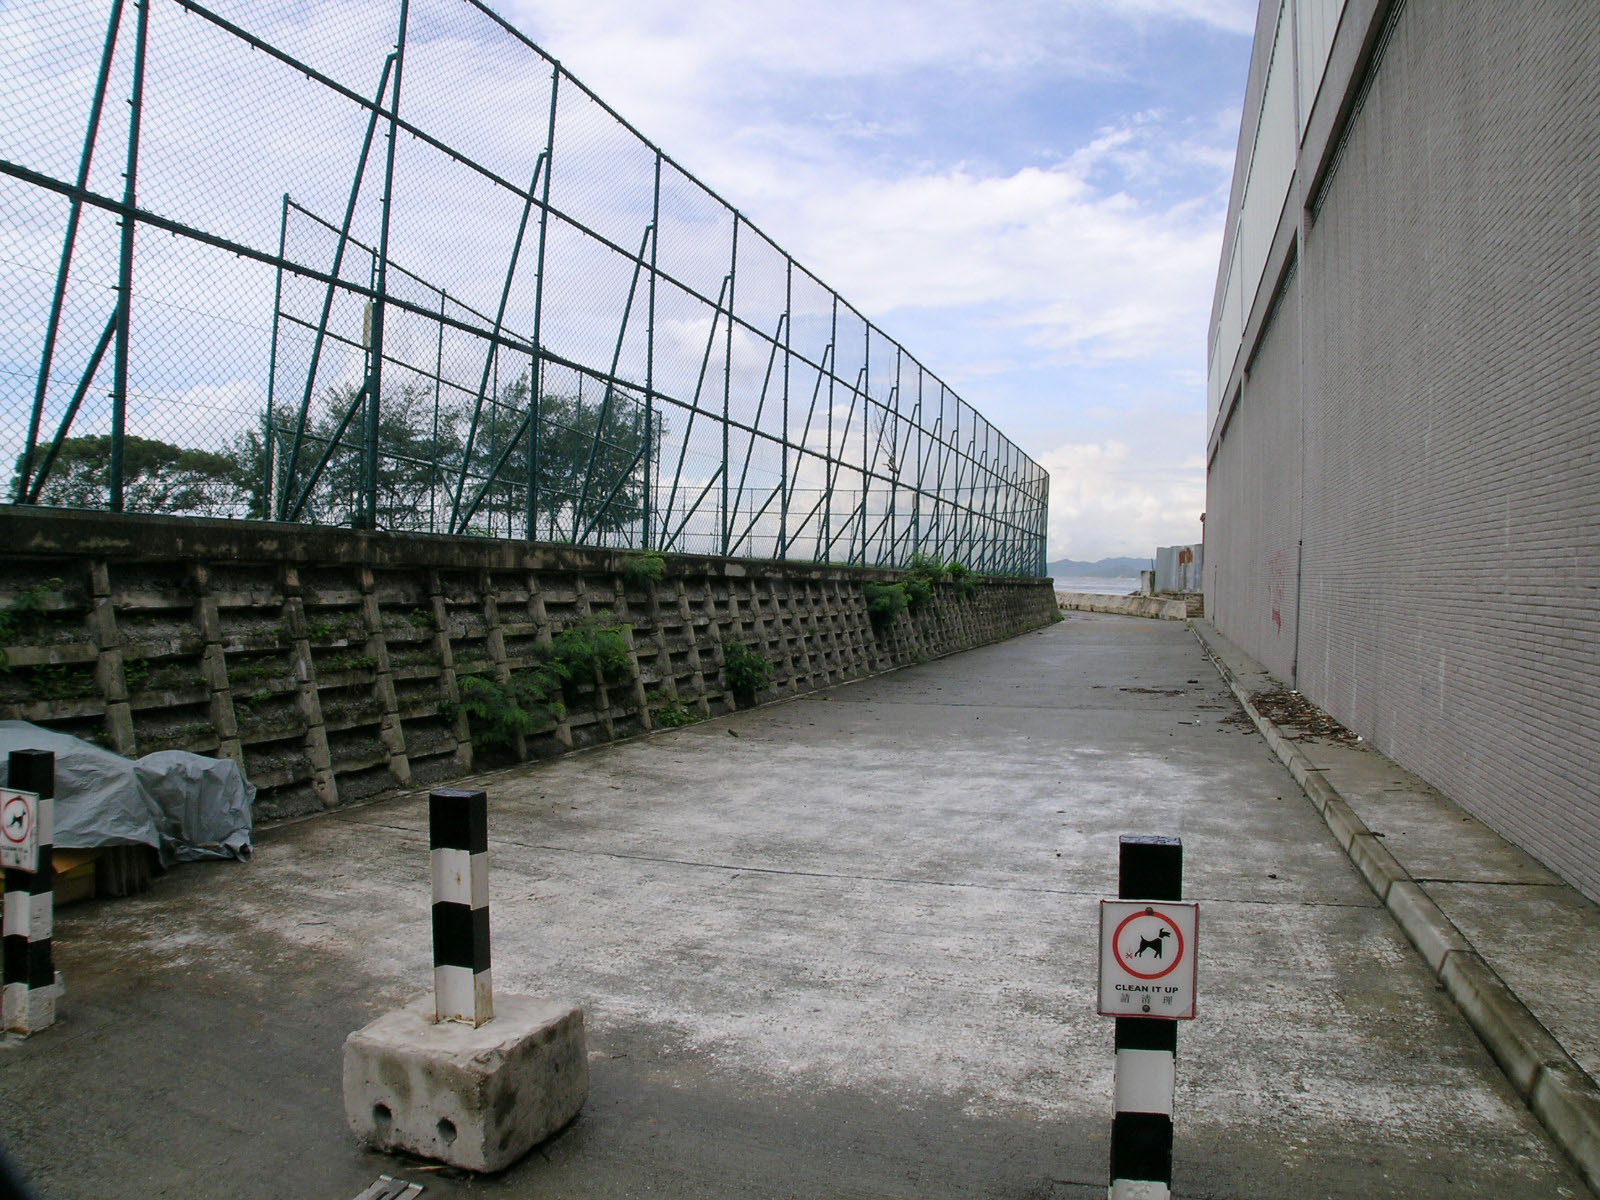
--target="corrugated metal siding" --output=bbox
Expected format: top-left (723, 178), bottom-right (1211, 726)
top-left (1294, 0), bottom-right (1345, 129)
top-left (1210, 0), bottom-right (1600, 902)
top-left (1210, 2), bottom-right (1299, 435)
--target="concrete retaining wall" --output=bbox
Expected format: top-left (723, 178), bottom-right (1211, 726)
top-left (0, 506), bottom-right (1056, 820)
top-left (1055, 592), bottom-right (1187, 621)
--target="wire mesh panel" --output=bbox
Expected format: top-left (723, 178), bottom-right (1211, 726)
top-left (1, 0), bottom-right (1048, 575)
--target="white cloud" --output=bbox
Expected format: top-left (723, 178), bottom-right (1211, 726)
top-left (1039, 438), bottom-right (1204, 561)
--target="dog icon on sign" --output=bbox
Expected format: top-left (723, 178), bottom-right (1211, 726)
top-left (1133, 928), bottom-right (1171, 960)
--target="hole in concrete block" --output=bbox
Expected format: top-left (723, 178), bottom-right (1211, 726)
top-left (437, 1118), bottom-right (457, 1145)
top-left (373, 1104), bottom-right (393, 1133)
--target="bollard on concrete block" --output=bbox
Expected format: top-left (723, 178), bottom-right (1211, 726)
top-left (429, 787), bottom-right (494, 1027)
top-left (343, 788), bottom-right (587, 1172)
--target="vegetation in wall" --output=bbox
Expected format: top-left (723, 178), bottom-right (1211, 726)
top-left (865, 555), bottom-right (978, 631)
top-left (864, 581), bottom-right (909, 628)
top-left (648, 694), bottom-right (700, 728)
top-left (123, 657), bottom-right (206, 695)
top-left (304, 613), bottom-right (366, 643)
top-left (443, 672), bottom-right (565, 750)
top-left (319, 651), bottom-right (377, 675)
top-left (27, 662), bottom-right (99, 701)
top-left (722, 641), bottom-right (775, 700)
top-left (549, 619), bottom-right (633, 687)
top-left (442, 617), bottom-right (635, 750)
top-left (0, 578), bottom-right (65, 665)
top-left (620, 553), bottom-right (666, 594)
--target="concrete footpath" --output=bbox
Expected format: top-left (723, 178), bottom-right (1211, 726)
top-left (1193, 618), bottom-right (1600, 1195)
top-left (0, 612), bottom-right (1591, 1198)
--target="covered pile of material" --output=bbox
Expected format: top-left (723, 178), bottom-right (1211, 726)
top-left (0, 721), bottom-right (253, 866)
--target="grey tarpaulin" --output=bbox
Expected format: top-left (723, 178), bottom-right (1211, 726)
top-left (0, 722), bottom-right (253, 866)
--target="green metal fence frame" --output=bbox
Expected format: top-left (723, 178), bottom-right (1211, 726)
top-left (2, 0), bottom-right (1049, 576)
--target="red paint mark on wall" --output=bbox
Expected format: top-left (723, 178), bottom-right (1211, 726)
top-left (1267, 548), bottom-right (1292, 640)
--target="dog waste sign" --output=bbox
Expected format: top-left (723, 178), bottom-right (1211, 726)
top-left (1, 787), bottom-right (40, 873)
top-left (1098, 900), bottom-right (1198, 1019)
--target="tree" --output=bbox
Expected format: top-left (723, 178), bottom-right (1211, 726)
top-left (16, 434), bottom-right (250, 517)
top-left (262, 373), bottom-right (660, 542)
top-left (465, 372), bottom-right (662, 542)
top-left (270, 383), bottom-right (462, 531)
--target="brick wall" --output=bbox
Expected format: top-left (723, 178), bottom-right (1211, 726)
top-left (1206, 0), bottom-right (1600, 901)
top-left (0, 507), bottom-right (1055, 821)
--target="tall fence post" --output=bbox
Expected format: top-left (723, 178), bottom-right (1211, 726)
top-left (526, 66), bottom-right (561, 542)
top-left (429, 788), bottom-right (492, 1028)
top-left (361, 0), bottom-right (409, 530)
top-left (3, 750), bottom-right (60, 1036)
top-left (644, 150), bottom-right (661, 550)
top-left (722, 217), bottom-right (738, 558)
top-left (108, 0), bottom-right (149, 513)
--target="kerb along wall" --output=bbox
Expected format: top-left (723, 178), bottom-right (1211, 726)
top-left (0, 507), bottom-right (1055, 820)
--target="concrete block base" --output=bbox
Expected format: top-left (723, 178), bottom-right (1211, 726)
top-left (343, 994), bottom-right (587, 1173)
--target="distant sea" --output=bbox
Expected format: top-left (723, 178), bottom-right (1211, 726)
top-left (1052, 575), bottom-right (1138, 597)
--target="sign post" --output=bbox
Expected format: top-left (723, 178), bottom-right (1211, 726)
top-left (3, 749), bottom-right (60, 1036)
top-left (1100, 835), bottom-right (1195, 1200)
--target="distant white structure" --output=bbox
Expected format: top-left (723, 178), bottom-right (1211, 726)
top-left (1154, 545), bottom-right (1202, 593)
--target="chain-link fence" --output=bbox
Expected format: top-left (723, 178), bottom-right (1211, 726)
top-left (1, 0), bottom-right (1049, 575)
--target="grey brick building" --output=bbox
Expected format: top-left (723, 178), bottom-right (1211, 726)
top-left (1205, 1), bottom-right (1600, 900)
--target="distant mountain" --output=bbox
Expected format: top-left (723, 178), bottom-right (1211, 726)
top-left (1045, 556), bottom-right (1148, 578)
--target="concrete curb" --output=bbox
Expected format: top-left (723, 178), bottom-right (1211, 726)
top-left (1191, 620), bottom-right (1600, 1197)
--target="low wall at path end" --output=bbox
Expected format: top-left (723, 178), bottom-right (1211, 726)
top-left (1055, 591), bottom-right (1187, 621)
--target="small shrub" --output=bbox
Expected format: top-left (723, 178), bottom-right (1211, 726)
top-left (549, 619), bottom-right (633, 686)
top-left (864, 581), bottom-right (908, 628)
top-left (443, 670), bottom-right (566, 751)
top-left (723, 642), bottom-right (775, 696)
top-left (946, 560), bottom-right (979, 600)
top-left (903, 573), bottom-right (935, 611)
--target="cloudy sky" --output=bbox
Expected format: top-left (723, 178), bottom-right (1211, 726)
top-left (498, 0), bottom-right (1257, 561)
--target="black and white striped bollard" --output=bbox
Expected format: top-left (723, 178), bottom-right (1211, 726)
top-left (429, 788), bottom-right (493, 1027)
top-left (3, 750), bottom-right (59, 1036)
top-left (1108, 835), bottom-right (1188, 1200)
